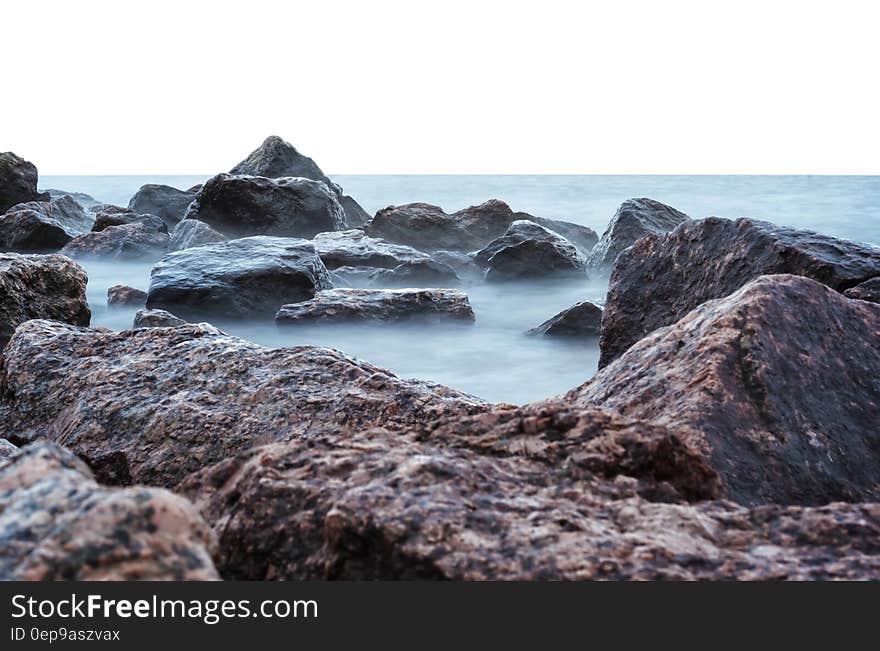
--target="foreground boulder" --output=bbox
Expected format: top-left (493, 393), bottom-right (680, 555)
top-left (527, 301), bottom-right (602, 337)
top-left (0, 195), bottom-right (94, 252)
top-left (599, 217), bottom-right (880, 367)
top-left (566, 275), bottom-right (880, 507)
top-left (484, 239), bottom-right (586, 282)
top-left (312, 229), bottom-right (429, 269)
top-left (0, 152), bottom-right (49, 213)
top-left (366, 200), bottom-right (598, 253)
top-left (60, 221), bottom-right (169, 261)
top-left (0, 443), bottom-right (218, 580)
top-left (180, 417), bottom-right (879, 580)
top-left (0, 320), bottom-right (486, 487)
top-left (0, 253), bottom-right (90, 347)
top-left (230, 135), bottom-right (370, 227)
top-left (845, 277), bottom-right (880, 304)
top-left (147, 236), bottom-right (333, 320)
top-left (183, 173), bottom-right (346, 238)
top-left (107, 285), bottom-right (147, 307)
top-left (168, 218), bottom-right (226, 251)
top-left (128, 184), bottom-right (198, 227)
top-left (587, 198), bottom-right (690, 272)
top-left (276, 288), bottom-right (475, 324)
top-left (132, 308), bottom-right (186, 328)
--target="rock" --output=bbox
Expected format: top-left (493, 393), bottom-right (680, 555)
top-left (339, 194), bottom-right (371, 228)
top-left (179, 412), bottom-right (879, 580)
top-left (587, 198), bottom-right (690, 272)
top-left (128, 184), bottom-right (198, 227)
top-left (183, 173), bottom-right (346, 238)
top-left (147, 236), bottom-right (333, 320)
top-left (44, 189), bottom-right (101, 210)
top-left (88, 203), bottom-right (126, 214)
top-left (329, 265), bottom-right (378, 287)
top-left (369, 260), bottom-right (461, 287)
top-left (0, 253), bottom-right (90, 348)
top-left (565, 274), bottom-right (880, 507)
top-left (168, 219), bottom-right (226, 251)
top-left (484, 239), bottom-right (587, 282)
top-left (132, 308), bottom-right (186, 328)
top-left (107, 285), bottom-right (147, 308)
top-left (527, 301), bottom-right (602, 337)
top-left (0, 195), bottom-right (94, 252)
top-left (845, 277), bottom-right (880, 303)
top-left (0, 152), bottom-right (49, 213)
top-left (0, 442), bottom-right (218, 580)
top-left (92, 207), bottom-right (168, 233)
top-left (599, 217), bottom-right (880, 367)
top-left (473, 219), bottom-right (582, 267)
top-left (312, 229), bottom-right (429, 269)
top-left (276, 288), bottom-right (475, 324)
top-left (366, 199), bottom-right (598, 253)
top-left (60, 221), bottom-right (169, 261)
top-left (0, 439), bottom-right (16, 460)
top-left (0, 320), bottom-right (486, 487)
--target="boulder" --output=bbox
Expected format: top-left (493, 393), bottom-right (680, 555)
top-left (0, 253), bottom-right (90, 348)
top-left (183, 173), bottom-right (346, 238)
top-left (527, 301), bottom-right (602, 337)
top-left (0, 442), bottom-right (218, 580)
top-left (845, 277), bottom-right (880, 304)
top-left (0, 152), bottom-right (49, 213)
top-left (312, 229), bottom-right (429, 269)
top-left (599, 217), bottom-right (880, 367)
top-left (44, 189), bottom-right (101, 210)
top-left (0, 195), bottom-right (94, 252)
top-left (146, 236), bottom-right (333, 320)
top-left (473, 219), bottom-right (582, 267)
top-left (128, 184), bottom-right (198, 227)
top-left (276, 288), bottom-right (475, 324)
top-left (484, 239), bottom-right (587, 282)
top-left (92, 207), bottom-right (168, 233)
top-left (230, 135), bottom-right (369, 228)
top-left (369, 260), bottom-right (461, 287)
top-left (60, 221), bottom-right (169, 261)
top-left (587, 198), bottom-right (690, 272)
top-left (132, 308), bottom-right (187, 329)
top-left (0, 320), bottom-right (486, 487)
top-left (179, 412), bottom-right (879, 580)
top-left (168, 219), bottom-right (226, 251)
top-left (366, 199), bottom-right (598, 253)
top-left (107, 285), bottom-right (147, 308)
top-left (565, 274), bottom-right (880, 506)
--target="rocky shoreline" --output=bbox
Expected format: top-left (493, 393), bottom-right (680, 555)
top-left (1, 138), bottom-right (879, 580)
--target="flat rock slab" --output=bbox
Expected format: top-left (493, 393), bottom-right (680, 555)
top-left (276, 288), bottom-right (475, 324)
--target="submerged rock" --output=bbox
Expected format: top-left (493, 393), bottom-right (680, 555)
top-left (845, 277), bottom-right (880, 303)
top-left (0, 152), bottom-right (49, 213)
top-left (484, 239), bottom-right (586, 282)
top-left (566, 274), bottom-right (880, 507)
top-left (0, 320), bottom-right (486, 487)
top-left (587, 198), bottom-right (690, 272)
top-left (0, 442), bottom-right (218, 580)
top-left (0, 253), bottom-right (90, 348)
top-left (107, 285), bottom-right (147, 308)
top-left (312, 229), bottom-right (429, 269)
top-left (92, 207), bottom-right (167, 233)
top-left (184, 173), bottom-right (346, 238)
top-left (168, 219), bottom-right (226, 251)
top-left (132, 308), bottom-right (186, 328)
top-left (128, 184), bottom-right (198, 227)
top-left (0, 195), bottom-right (94, 252)
top-left (60, 221), bottom-right (169, 261)
top-left (527, 301), bottom-right (602, 337)
top-left (147, 236), bottom-right (333, 320)
top-left (276, 288), bottom-right (475, 324)
top-left (599, 217), bottom-right (880, 367)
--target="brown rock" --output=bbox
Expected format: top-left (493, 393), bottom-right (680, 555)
top-left (60, 221), bottom-right (169, 261)
top-left (107, 285), bottom-right (147, 308)
top-left (845, 277), bottom-right (880, 304)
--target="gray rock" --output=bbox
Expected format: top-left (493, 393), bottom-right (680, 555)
top-left (128, 184), bottom-right (198, 227)
top-left (92, 207), bottom-right (167, 234)
top-left (132, 308), bottom-right (186, 328)
top-left (485, 239), bottom-right (587, 282)
top-left (844, 276), bottom-right (880, 303)
top-left (473, 219), bottom-right (581, 267)
top-left (527, 301), bottom-right (602, 337)
top-left (107, 285), bottom-right (147, 308)
top-left (0, 152), bottom-right (49, 214)
top-left (276, 288), bottom-right (474, 324)
top-left (369, 260), bottom-right (461, 287)
top-left (60, 221), bottom-right (169, 262)
top-left (168, 219), bottom-right (226, 251)
top-left (44, 189), bottom-right (101, 210)
top-left (0, 195), bottom-right (94, 252)
top-left (312, 229), bottom-right (429, 269)
top-left (0, 439), bottom-right (16, 461)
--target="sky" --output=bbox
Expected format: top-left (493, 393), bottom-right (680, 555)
top-left (4, 0), bottom-right (879, 175)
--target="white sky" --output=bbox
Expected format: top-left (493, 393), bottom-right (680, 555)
top-left (4, 0), bottom-right (879, 174)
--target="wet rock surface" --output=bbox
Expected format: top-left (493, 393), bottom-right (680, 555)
top-left (474, 220), bottom-right (582, 267)
top-left (45, 189), bottom-right (101, 210)
top-left (168, 219), bottom-right (226, 251)
top-left (369, 259), bottom-right (461, 287)
top-left (567, 275), bottom-right (880, 507)
top-left (147, 236), bottom-right (333, 320)
top-left (0, 253), bottom-right (90, 348)
top-left (128, 184), bottom-right (198, 227)
top-left (485, 239), bottom-right (586, 282)
top-left (184, 173), bottom-right (347, 238)
top-left (528, 301), bottom-right (603, 337)
top-left (312, 229), bottom-right (429, 269)
top-left (132, 308), bottom-right (187, 328)
top-left (60, 221), bottom-right (170, 261)
top-left (276, 288), bottom-right (475, 324)
top-left (92, 207), bottom-right (168, 234)
top-left (0, 195), bottom-right (94, 252)
top-left (599, 217), bottom-right (880, 367)
top-left (0, 442), bottom-right (218, 580)
top-left (0, 439), bottom-right (16, 460)
top-left (0, 152), bottom-right (49, 213)
top-left (107, 284), bottom-right (147, 307)
top-left (845, 276), bottom-right (880, 303)
top-left (0, 320), bottom-right (487, 487)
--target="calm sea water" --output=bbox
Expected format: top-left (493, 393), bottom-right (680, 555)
top-left (40, 175), bottom-right (880, 403)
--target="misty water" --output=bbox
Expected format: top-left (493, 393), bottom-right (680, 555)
top-left (43, 175), bottom-right (880, 404)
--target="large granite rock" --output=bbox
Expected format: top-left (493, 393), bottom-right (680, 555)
top-left (599, 217), bottom-right (880, 367)
top-left (230, 136), bottom-right (369, 228)
top-left (132, 308), bottom-right (187, 329)
top-left (147, 236), bottom-right (333, 320)
top-left (566, 274), bottom-right (880, 507)
top-left (484, 239), bottom-right (587, 282)
top-left (276, 288), bottom-right (475, 324)
top-left (0, 152), bottom-right (49, 213)
top-left (180, 410), bottom-right (879, 580)
top-left (845, 277), bottom-right (880, 304)
top-left (0, 320), bottom-right (486, 487)
top-left (527, 301), bottom-right (603, 337)
top-left (473, 219), bottom-right (582, 267)
top-left (128, 184), bottom-right (198, 227)
top-left (366, 200), bottom-right (598, 253)
top-left (0, 442), bottom-right (218, 580)
top-left (183, 173), bottom-right (346, 238)
top-left (0, 195), bottom-right (94, 252)
top-left (587, 198), bottom-right (690, 272)
top-left (107, 285), bottom-right (147, 307)
top-left (312, 229), bottom-right (429, 269)
top-left (0, 253), bottom-right (90, 348)
top-left (168, 219), bottom-right (226, 251)
top-left (60, 221), bottom-right (169, 261)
